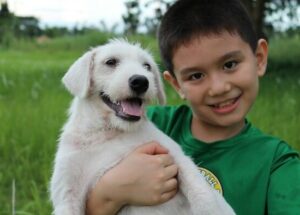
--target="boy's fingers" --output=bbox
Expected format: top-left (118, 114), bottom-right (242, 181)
top-left (161, 188), bottom-right (178, 203)
top-left (136, 141), bottom-right (169, 155)
top-left (153, 144), bottom-right (169, 155)
top-left (155, 154), bottom-right (175, 167)
top-left (164, 164), bottom-right (178, 179)
top-left (162, 178), bottom-right (178, 193)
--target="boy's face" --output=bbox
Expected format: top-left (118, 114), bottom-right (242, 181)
top-left (164, 31), bottom-right (268, 129)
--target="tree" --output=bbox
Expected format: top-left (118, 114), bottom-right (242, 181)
top-left (0, 1), bottom-right (15, 46)
top-left (122, 0), bottom-right (141, 35)
top-left (0, 0), bottom-right (10, 16)
top-left (141, 0), bottom-right (299, 37)
top-left (15, 16), bottom-right (41, 38)
top-left (0, 1), bottom-right (41, 44)
top-left (241, 0), bottom-right (300, 37)
top-left (144, 0), bottom-right (172, 35)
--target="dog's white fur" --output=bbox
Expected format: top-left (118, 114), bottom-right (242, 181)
top-left (50, 39), bottom-right (235, 215)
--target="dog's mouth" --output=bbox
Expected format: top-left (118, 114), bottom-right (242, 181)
top-left (100, 92), bottom-right (144, 122)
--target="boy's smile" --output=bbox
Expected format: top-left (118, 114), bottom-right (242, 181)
top-left (164, 31), bottom-right (268, 142)
top-left (208, 94), bottom-right (242, 114)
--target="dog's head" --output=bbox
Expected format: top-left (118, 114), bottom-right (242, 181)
top-left (62, 39), bottom-right (166, 130)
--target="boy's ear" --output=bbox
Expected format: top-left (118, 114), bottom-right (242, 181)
top-left (255, 39), bottom-right (268, 77)
top-left (163, 71), bottom-right (186, 99)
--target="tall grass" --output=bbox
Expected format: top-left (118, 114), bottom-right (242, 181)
top-left (0, 32), bottom-right (299, 214)
top-left (0, 50), bottom-right (71, 214)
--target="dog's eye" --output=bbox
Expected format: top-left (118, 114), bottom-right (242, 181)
top-left (143, 63), bottom-right (151, 71)
top-left (105, 58), bottom-right (118, 67)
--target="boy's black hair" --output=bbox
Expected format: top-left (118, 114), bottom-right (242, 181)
top-left (158, 0), bottom-right (258, 75)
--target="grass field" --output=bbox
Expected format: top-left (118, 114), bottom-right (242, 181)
top-left (0, 32), bottom-right (299, 214)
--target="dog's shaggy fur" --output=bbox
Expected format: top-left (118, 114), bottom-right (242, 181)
top-left (50, 39), bottom-right (235, 215)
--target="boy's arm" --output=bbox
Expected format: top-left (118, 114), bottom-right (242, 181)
top-left (85, 142), bottom-right (179, 215)
top-left (86, 185), bottom-right (123, 215)
top-left (267, 144), bottom-right (300, 214)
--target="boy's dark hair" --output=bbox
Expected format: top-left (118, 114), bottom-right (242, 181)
top-left (158, 0), bottom-right (258, 75)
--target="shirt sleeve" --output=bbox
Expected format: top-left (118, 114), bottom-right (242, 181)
top-left (146, 105), bottom-right (179, 134)
top-left (146, 105), bottom-right (169, 131)
top-left (267, 142), bottom-right (300, 214)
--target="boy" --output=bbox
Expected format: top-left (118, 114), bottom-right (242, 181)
top-left (86, 0), bottom-right (300, 214)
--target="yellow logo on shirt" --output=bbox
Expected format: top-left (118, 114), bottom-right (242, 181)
top-left (199, 167), bottom-right (223, 195)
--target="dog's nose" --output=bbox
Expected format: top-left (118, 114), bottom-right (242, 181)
top-left (129, 75), bottom-right (149, 95)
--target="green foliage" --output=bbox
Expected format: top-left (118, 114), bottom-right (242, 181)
top-left (143, 0), bottom-right (172, 35)
top-left (0, 2), bottom-right (41, 48)
top-left (0, 30), bottom-right (115, 53)
top-left (268, 34), bottom-right (300, 72)
top-left (0, 2), bottom-right (15, 47)
top-left (0, 27), bottom-right (15, 48)
top-left (0, 32), bottom-right (299, 214)
top-left (123, 0), bottom-right (141, 35)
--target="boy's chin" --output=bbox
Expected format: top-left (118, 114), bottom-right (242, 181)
top-left (213, 116), bottom-right (246, 128)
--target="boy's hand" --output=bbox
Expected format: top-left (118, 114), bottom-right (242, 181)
top-left (86, 141), bottom-right (178, 215)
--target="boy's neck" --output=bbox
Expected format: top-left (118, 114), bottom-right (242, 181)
top-left (191, 117), bottom-right (245, 143)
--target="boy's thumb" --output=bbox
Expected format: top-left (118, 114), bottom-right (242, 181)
top-left (136, 141), bottom-right (169, 155)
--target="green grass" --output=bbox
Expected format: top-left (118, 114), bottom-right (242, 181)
top-left (0, 49), bottom-right (73, 214)
top-left (0, 32), bottom-right (299, 214)
top-left (248, 72), bottom-right (300, 145)
top-left (268, 34), bottom-right (300, 71)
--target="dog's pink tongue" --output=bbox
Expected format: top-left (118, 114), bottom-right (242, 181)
top-left (121, 100), bottom-right (143, 116)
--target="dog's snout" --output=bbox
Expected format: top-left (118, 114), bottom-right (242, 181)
top-left (129, 75), bottom-right (149, 95)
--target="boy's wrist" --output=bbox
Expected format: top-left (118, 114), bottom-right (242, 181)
top-left (86, 176), bottom-right (126, 215)
top-left (86, 196), bottom-right (124, 215)
top-left (86, 193), bottom-right (125, 215)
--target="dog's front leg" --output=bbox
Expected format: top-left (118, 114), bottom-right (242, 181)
top-left (51, 175), bottom-right (89, 215)
top-left (174, 154), bottom-right (235, 215)
top-left (51, 180), bottom-right (86, 215)
top-left (52, 202), bottom-right (83, 215)
top-left (50, 157), bottom-right (89, 215)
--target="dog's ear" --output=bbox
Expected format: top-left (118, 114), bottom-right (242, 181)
top-left (153, 66), bottom-right (166, 105)
top-left (62, 51), bottom-right (95, 98)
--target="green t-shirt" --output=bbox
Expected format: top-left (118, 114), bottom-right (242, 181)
top-left (147, 105), bottom-right (300, 215)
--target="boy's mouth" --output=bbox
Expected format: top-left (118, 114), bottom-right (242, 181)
top-left (208, 95), bottom-right (241, 114)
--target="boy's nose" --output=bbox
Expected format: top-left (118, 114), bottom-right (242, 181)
top-left (208, 76), bottom-right (231, 97)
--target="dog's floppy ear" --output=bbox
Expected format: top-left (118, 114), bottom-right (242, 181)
top-left (62, 50), bottom-right (95, 98)
top-left (153, 66), bottom-right (166, 105)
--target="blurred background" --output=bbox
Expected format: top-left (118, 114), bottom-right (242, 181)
top-left (0, 0), bottom-right (299, 214)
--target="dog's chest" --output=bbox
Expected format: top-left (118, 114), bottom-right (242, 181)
top-left (59, 124), bottom-right (156, 181)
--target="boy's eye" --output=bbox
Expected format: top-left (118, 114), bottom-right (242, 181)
top-left (223, 61), bottom-right (238, 70)
top-left (189, 73), bottom-right (205, 80)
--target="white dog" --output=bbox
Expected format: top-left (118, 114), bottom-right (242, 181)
top-left (50, 39), bottom-right (235, 215)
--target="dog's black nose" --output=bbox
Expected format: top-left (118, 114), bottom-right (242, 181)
top-left (129, 75), bottom-right (149, 95)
